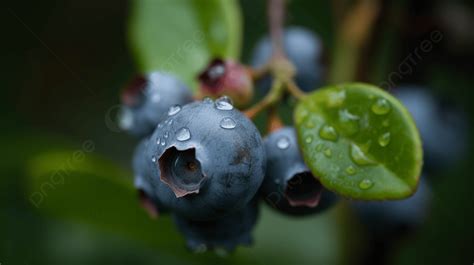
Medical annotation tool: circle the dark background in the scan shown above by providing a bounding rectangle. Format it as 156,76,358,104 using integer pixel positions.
1,0,473,264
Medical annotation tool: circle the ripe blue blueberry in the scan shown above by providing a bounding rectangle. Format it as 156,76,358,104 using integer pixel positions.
351,177,431,234
146,97,266,220
119,72,193,138
251,26,325,92
260,127,338,216
393,86,468,171
132,139,167,217
172,199,259,253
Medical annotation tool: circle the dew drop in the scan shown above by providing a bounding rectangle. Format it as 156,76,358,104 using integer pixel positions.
168,105,181,116
158,123,163,128
319,125,339,141
359,179,373,190
324,148,332,157
345,165,356,175
220,117,236,129
371,98,391,115
164,131,169,138
316,143,324,151
276,136,290,150
203,97,213,104
327,90,346,107
151,156,157,163
378,132,391,147
156,138,161,145
176,127,191,141
161,140,166,146
339,109,360,135
350,143,375,166
305,136,313,144
215,97,234,110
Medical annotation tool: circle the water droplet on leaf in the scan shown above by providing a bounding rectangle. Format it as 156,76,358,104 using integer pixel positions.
345,166,356,175
350,143,375,166
319,125,338,141
378,132,391,147
359,179,373,190
371,98,391,115
324,148,332,157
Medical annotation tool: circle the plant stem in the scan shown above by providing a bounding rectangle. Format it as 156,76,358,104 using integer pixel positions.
244,0,308,120
244,79,284,119
329,0,381,83
268,0,285,58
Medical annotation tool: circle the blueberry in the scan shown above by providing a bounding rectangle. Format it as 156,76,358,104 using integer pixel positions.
132,138,167,217
119,72,193,138
172,199,259,253
250,26,325,92
350,177,431,234
260,127,338,216
392,86,468,171
198,58,253,107
146,97,266,220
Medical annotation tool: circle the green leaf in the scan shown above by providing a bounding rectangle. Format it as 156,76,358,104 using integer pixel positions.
128,0,242,87
25,150,346,264
294,83,423,200
25,150,230,264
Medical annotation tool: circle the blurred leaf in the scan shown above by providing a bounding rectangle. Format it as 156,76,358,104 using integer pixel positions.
25,150,227,264
128,0,242,87
25,149,346,264
294,83,423,200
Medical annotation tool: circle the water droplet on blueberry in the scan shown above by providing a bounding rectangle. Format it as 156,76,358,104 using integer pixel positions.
215,97,234,110
220,117,237,129
176,127,191,141
276,136,290,149
168,105,181,116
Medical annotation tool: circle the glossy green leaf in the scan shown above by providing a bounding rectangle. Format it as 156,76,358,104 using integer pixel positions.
128,0,242,87
26,150,346,264
294,83,423,200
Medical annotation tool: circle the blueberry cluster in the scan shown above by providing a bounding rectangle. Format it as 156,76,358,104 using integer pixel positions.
119,70,338,252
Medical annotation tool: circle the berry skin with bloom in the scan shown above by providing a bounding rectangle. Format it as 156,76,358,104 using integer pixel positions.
260,127,338,216
146,97,266,220
393,86,468,172
119,72,193,138
172,199,259,253
132,138,168,218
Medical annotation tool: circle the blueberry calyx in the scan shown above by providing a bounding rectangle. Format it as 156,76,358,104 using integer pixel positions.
284,171,323,208
159,147,206,198
121,75,147,107
198,58,226,92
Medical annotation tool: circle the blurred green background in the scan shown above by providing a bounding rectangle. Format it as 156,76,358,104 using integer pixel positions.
1,0,473,264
